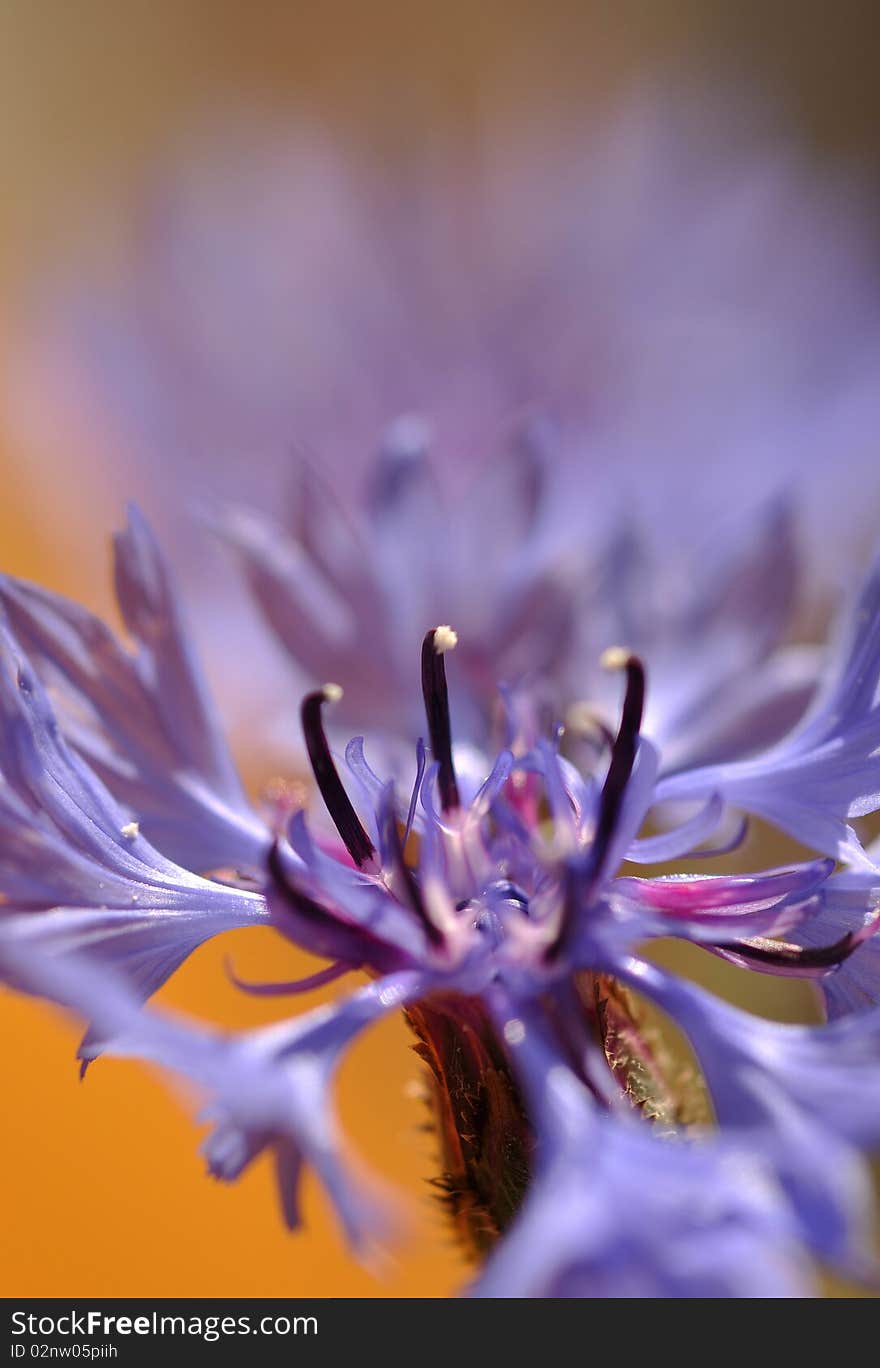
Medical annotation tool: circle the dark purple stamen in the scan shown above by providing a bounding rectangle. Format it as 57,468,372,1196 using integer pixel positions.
421,627,460,812
712,927,870,978
267,840,345,931
590,651,646,882
300,687,376,868
266,839,380,966
546,863,588,964
224,956,354,996
547,651,646,961
378,792,445,947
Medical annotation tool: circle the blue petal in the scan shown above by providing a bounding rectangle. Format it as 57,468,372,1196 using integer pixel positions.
655,551,880,863
793,866,880,1017
0,625,266,1005
607,859,834,946
0,505,268,874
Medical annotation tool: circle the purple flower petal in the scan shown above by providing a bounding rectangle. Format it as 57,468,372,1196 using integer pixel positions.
656,552,880,864
793,865,880,1017
0,506,268,874
0,623,266,1006
610,859,834,942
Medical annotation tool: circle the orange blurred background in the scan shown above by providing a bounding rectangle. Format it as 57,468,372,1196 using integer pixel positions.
3,0,880,1298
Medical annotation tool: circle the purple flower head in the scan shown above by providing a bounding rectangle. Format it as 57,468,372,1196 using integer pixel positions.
5,493,880,1296
211,609,880,1284
281,635,851,987
6,94,880,1297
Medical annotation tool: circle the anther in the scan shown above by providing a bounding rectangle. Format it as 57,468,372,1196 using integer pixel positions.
433,624,458,654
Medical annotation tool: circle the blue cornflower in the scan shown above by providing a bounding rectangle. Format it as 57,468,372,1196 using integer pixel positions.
3,512,880,1297
8,95,880,1300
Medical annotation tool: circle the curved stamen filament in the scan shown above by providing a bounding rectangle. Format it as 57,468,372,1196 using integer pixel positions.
591,648,645,879
266,838,386,966
712,914,879,978
267,839,351,934
300,686,377,868
224,956,354,996
421,626,460,812
547,649,646,961
379,792,445,947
